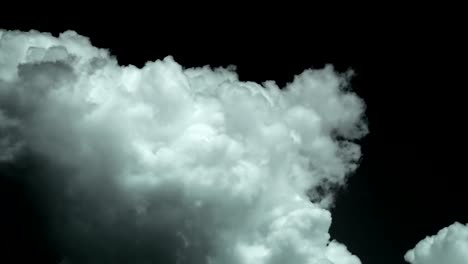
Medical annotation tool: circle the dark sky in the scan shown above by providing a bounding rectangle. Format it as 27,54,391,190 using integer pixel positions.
1,13,466,264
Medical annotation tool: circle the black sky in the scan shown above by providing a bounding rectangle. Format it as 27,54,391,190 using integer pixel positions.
1,12,466,264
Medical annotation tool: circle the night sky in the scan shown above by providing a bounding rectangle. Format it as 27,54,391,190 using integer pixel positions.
1,13,466,264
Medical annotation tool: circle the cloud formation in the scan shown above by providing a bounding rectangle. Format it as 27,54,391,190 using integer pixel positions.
0,30,367,264
405,222,468,264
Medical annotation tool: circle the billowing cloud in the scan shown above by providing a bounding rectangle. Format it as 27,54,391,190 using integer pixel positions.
405,222,468,264
0,29,367,264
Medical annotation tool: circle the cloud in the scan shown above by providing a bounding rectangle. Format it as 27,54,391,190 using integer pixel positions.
0,29,367,264
404,222,468,264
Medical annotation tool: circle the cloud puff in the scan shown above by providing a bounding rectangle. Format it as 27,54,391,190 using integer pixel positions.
0,29,367,264
405,222,468,264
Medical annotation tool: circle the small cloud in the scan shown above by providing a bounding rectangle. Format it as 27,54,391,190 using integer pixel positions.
405,222,468,264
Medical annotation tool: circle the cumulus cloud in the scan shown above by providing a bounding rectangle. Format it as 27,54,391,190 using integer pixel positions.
405,222,468,264
0,29,367,264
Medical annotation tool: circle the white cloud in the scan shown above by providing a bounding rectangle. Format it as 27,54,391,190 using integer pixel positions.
0,29,367,264
405,222,468,264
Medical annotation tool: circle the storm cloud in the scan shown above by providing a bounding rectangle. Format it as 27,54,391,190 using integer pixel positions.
0,30,367,264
